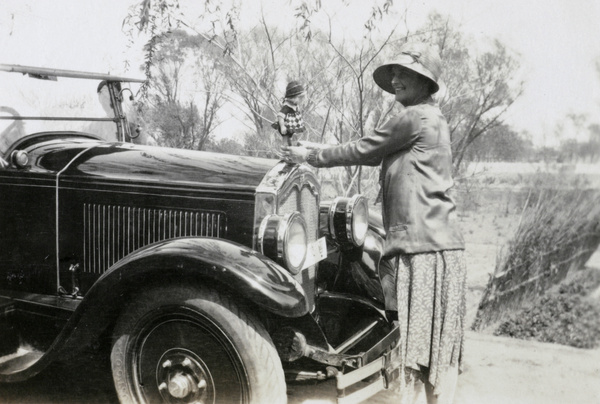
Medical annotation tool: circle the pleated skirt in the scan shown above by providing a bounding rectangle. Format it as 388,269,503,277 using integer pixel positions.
395,249,467,397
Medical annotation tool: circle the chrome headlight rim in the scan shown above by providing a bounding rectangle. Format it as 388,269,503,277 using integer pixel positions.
347,194,369,246
328,194,369,247
258,212,308,274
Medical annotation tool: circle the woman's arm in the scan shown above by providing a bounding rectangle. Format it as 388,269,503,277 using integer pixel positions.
284,109,421,167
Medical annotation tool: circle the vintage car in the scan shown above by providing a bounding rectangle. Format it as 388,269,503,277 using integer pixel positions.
0,64,399,404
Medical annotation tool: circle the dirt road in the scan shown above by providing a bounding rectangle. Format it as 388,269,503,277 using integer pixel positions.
1,330,598,404
287,331,600,404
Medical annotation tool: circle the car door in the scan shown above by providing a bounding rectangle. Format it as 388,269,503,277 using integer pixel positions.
0,135,98,296
0,158,57,295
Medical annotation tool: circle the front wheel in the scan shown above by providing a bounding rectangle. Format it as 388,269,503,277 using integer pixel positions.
110,285,286,404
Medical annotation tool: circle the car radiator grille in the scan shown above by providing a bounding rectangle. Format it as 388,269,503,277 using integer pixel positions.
83,204,226,274
278,186,319,309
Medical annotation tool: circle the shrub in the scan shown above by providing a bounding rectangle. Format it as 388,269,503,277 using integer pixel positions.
494,269,600,349
473,177,600,329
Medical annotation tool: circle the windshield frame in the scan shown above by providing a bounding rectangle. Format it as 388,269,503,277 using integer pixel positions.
0,64,145,147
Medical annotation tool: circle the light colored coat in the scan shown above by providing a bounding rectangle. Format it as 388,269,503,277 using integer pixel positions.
308,98,464,256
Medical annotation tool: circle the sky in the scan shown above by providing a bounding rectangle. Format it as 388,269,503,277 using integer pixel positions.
1,0,599,147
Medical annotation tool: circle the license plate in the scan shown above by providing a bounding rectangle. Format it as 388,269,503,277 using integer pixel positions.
302,237,327,269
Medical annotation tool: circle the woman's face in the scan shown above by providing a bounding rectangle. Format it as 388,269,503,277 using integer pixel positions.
390,65,430,106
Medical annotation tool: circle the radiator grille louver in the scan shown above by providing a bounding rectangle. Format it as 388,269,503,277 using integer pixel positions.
83,204,225,274
278,185,319,308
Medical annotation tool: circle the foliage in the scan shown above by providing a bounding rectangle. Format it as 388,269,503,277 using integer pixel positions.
139,30,226,150
555,121,600,163
464,124,533,162
301,21,398,194
205,137,246,155
212,24,296,158
124,2,524,192
473,179,600,329
533,145,561,163
494,269,600,349
583,123,600,161
145,99,200,149
412,13,524,173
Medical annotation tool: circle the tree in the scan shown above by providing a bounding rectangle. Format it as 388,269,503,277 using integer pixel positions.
126,1,398,160
550,113,600,163
290,1,398,196
210,3,397,166
413,13,524,173
558,138,580,163
206,137,246,155
215,23,296,158
140,30,226,150
125,2,523,191
585,123,600,161
534,146,560,163
465,124,533,162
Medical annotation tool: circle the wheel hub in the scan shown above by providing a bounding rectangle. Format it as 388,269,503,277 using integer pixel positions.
157,349,214,403
167,373,195,398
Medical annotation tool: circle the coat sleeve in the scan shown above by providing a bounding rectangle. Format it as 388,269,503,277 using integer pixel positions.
309,108,422,168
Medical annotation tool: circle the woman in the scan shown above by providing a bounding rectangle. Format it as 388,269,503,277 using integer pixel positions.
283,42,466,404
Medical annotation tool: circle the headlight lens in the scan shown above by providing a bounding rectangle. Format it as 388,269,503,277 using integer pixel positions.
258,212,307,274
349,195,369,246
325,194,369,247
285,217,308,271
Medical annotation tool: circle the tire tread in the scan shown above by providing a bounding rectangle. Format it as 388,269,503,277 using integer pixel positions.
111,284,286,404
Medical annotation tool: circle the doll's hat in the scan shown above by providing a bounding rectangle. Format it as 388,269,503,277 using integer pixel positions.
285,81,306,98
373,42,442,94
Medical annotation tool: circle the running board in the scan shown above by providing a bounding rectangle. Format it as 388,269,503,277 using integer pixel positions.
0,290,80,313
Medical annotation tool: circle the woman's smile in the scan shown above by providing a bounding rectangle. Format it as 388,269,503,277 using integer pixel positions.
391,65,428,106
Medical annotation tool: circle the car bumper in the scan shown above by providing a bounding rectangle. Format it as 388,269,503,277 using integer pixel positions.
335,326,401,404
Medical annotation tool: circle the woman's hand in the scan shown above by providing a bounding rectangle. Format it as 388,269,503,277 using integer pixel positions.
280,145,309,164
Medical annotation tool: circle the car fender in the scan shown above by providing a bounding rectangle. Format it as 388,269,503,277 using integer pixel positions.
53,238,308,368
338,212,396,311
0,237,309,383
91,237,309,318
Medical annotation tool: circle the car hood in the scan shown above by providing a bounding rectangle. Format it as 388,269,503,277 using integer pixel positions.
60,142,278,191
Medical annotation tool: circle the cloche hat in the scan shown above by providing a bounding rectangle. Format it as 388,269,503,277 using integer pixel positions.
373,42,442,94
285,81,306,98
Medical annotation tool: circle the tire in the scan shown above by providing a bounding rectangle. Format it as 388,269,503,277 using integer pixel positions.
110,284,287,404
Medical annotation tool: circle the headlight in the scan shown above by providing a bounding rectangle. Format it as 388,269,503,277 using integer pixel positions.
258,212,307,274
323,194,369,247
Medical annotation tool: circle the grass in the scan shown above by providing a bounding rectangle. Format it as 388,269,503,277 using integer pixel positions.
472,175,600,330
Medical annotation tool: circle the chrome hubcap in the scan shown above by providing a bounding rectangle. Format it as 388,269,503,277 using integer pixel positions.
157,349,213,403
167,373,194,398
